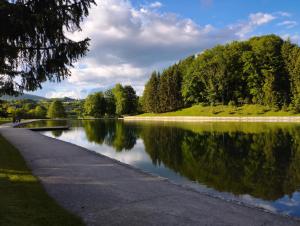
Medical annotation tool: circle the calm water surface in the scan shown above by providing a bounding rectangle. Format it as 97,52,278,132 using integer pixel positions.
26,119,300,217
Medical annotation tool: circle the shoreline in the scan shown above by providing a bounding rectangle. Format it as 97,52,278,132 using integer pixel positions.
123,116,300,122
0,123,300,225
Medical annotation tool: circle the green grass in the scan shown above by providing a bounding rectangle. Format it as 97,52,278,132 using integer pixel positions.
0,135,84,226
139,104,300,117
0,119,10,125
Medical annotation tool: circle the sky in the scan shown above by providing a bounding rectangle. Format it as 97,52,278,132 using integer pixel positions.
31,0,300,99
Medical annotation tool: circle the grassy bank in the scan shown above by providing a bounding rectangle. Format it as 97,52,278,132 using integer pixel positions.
0,119,10,125
0,135,83,226
139,104,300,117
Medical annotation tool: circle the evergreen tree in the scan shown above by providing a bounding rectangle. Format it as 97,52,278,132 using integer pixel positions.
168,66,183,110
123,85,138,115
158,65,183,112
0,0,95,96
143,71,160,113
158,69,171,112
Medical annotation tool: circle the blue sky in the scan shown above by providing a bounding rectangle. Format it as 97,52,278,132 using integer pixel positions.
31,0,300,98
131,0,300,37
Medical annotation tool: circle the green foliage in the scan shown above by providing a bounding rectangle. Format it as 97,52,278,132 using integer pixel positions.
82,120,138,151
47,101,66,119
123,85,138,115
33,106,47,119
143,67,183,113
158,66,183,112
64,100,84,118
0,100,8,117
143,71,160,113
139,123,300,200
0,0,95,96
112,84,138,115
104,89,116,116
142,35,300,113
140,104,300,117
113,84,127,115
84,92,106,118
59,120,300,202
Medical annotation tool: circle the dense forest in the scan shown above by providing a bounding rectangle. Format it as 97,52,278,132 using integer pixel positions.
142,35,300,113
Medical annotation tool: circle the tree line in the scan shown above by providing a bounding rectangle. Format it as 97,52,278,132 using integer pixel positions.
142,35,300,113
0,82,140,119
83,83,139,118
59,120,300,201
0,99,68,119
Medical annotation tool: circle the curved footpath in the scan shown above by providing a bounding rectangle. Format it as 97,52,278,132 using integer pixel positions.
0,125,300,226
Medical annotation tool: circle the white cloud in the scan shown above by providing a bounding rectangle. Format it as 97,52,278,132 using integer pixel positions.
45,90,82,99
249,13,276,25
60,0,242,97
234,12,276,38
277,20,298,29
281,34,300,44
276,11,292,17
35,0,295,98
149,1,162,9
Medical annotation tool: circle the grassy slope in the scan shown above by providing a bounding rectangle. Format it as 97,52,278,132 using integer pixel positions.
0,120,10,125
0,135,83,226
139,104,300,117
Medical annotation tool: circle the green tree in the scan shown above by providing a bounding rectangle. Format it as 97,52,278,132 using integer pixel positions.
112,84,126,115
34,106,47,119
0,100,8,117
248,35,289,107
84,92,106,118
157,67,183,112
144,34,298,112
123,85,138,115
104,89,116,116
0,0,95,96
143,71,160,113
292,56,300,111
47,100,66,119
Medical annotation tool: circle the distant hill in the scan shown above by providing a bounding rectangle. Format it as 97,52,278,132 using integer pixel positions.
54,97,78,102
0,94,48,101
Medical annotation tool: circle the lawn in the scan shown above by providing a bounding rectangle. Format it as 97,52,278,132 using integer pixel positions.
0,120,10,125
139,104,300,117
0,135,84,226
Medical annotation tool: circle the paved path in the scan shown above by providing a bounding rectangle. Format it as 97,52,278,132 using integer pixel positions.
1,127,300,226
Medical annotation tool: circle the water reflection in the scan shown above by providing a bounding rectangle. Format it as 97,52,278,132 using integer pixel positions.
38,120,300,217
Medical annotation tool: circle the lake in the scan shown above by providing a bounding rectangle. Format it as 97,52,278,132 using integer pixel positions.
24,119,300,217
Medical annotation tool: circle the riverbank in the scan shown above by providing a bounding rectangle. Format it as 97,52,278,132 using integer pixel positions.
0,125,300,225
139,104,300,117
124,116,300,122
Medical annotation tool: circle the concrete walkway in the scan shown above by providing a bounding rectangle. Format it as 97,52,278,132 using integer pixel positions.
1,127,300,226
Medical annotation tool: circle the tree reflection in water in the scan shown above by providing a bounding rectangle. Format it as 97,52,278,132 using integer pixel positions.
54,120,300,202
